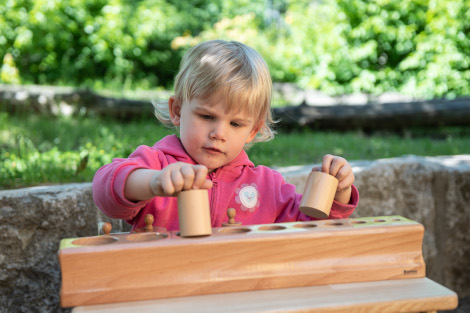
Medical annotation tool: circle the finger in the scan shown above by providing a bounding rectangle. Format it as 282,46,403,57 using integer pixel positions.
329,157,347,177
180,165,196,190
192,165,209,189
153,184,164,197
321,154,334,174
201,179,213,190
159,172,176,196
171,169,184,193
337,169,355,191
311,167,321,173
334,163,350,182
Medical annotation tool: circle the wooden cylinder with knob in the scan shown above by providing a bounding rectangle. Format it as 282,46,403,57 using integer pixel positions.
177,189,212,237
299,171,338,219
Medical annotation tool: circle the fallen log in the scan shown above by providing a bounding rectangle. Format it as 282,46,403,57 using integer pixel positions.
0,85,155,118
1,84,469,130
273,98,470,131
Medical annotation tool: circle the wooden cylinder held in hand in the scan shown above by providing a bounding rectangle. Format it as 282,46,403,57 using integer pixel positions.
177,189,212,237
299,171,338,219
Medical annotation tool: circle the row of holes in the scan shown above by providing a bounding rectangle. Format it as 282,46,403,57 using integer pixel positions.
219,218,403,234
71,218,403,245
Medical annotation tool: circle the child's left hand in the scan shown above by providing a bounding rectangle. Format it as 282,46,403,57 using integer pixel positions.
312,154,355,204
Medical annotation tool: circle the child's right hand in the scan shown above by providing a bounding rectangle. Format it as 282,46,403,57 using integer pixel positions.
150,162,213,197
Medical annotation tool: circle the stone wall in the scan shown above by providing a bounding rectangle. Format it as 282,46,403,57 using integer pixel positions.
0,184,130,313
1,155,469,312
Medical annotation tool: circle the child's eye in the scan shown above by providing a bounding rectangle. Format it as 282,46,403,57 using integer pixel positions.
230,122,242,128
199,114,213,120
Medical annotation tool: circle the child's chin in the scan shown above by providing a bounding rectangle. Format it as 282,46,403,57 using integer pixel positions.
201,162,221,173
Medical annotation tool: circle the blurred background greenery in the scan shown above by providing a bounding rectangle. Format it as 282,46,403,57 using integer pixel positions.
2,112,469,189
1,0,469,98
1,0,470,189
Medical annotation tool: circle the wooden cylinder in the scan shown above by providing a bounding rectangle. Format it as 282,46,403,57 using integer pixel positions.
177,189,212,237
299,171,338,219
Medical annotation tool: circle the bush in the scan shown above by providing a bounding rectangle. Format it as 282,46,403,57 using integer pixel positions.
1,0,469,98
0,0,224,88
185,0,470,98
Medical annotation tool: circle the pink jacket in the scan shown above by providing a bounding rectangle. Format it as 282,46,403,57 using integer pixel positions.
92,135,359,231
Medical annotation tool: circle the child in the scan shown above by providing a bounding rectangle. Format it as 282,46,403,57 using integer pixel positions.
92,39,359,231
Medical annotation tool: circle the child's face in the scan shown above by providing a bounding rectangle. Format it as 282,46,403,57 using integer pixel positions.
169,95,259,172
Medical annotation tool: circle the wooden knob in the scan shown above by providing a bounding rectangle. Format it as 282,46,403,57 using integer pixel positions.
222,208,242,227
145,214,154,232
102,222,112,236
227,208,236,223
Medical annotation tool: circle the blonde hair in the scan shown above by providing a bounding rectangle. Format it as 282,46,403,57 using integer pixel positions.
154,39,275,143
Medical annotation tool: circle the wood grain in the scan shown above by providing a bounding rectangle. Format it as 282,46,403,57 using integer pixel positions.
72,278,458,313
59,216,426,307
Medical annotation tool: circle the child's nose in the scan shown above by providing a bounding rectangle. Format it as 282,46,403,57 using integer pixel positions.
209,123,227,141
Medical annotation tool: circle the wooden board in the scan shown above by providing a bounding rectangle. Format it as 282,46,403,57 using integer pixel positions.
72,278,458,313
58,216,426,307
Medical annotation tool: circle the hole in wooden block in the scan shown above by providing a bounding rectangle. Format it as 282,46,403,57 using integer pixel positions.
374,219,387,222
72,236,117,246
126,233,168,242
392,218,402,221
351,220,367,224
175,232,211,238
218,227,251,234
293,223,318,228
325,222,344,226
258,225,286,231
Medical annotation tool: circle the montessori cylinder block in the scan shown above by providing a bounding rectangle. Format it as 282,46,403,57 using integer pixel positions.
299,171,338,219
177,189,212,237
58,216,426,307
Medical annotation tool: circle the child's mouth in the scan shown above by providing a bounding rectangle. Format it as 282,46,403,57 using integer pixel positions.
205,147,223,154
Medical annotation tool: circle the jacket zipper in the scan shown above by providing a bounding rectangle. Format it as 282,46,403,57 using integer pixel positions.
209,171,219,224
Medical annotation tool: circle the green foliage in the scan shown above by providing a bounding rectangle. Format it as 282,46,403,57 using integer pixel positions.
0,53,20,84
186,0,470,98
0,112,173,188
0,0,469,98
2,112,470,189
0,0,224,89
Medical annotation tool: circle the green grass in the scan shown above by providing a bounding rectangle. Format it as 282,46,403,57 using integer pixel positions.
1,112,469,189
249,127,470,166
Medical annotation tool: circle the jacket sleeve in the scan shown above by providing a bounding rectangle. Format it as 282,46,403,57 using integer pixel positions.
328,184,359,219
92,145,164,221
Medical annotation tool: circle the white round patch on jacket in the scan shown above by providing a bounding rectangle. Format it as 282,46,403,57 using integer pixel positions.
239,185,258,209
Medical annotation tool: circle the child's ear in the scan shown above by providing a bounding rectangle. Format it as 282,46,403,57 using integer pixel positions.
168,96,181,126
246,122,263,144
